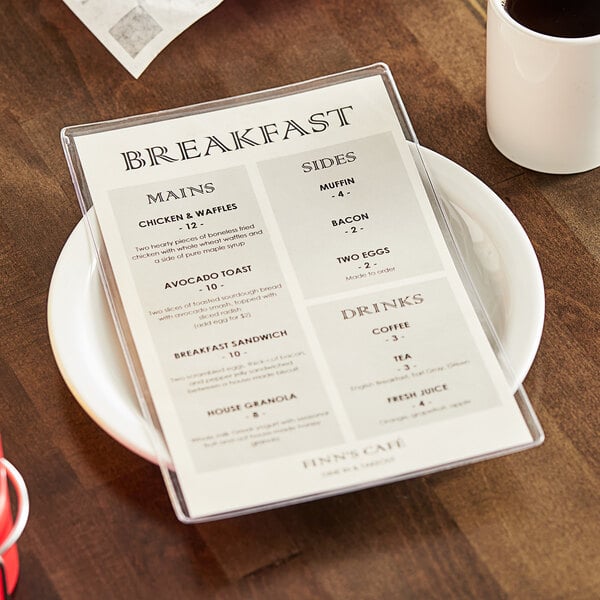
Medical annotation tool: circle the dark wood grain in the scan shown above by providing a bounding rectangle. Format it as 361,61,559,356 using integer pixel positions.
1,1,598,598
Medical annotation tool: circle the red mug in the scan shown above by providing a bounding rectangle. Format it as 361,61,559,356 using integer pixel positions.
0,439,28,599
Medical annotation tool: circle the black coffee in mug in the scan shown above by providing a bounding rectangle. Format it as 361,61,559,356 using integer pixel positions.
504,0,600,38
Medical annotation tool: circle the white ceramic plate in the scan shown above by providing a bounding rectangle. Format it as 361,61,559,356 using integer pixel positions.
47,147,544,464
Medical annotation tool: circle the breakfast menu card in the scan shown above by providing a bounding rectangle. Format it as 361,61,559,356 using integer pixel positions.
62,65,542,521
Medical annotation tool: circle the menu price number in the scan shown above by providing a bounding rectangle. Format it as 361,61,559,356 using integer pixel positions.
331,190,351,199
346,225,365,235
180,220,204,231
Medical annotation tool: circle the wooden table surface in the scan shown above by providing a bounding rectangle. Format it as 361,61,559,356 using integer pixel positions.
1,1,598,598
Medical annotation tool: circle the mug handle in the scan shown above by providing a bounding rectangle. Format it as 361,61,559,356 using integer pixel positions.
0,458,29,557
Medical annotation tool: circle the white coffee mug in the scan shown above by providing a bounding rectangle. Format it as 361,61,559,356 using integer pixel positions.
486,0,600,174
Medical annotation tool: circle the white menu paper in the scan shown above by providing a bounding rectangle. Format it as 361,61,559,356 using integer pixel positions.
62,66,541,521
63,0,224,78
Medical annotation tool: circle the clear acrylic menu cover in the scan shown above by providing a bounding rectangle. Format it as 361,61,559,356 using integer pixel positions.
61,64,543,523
